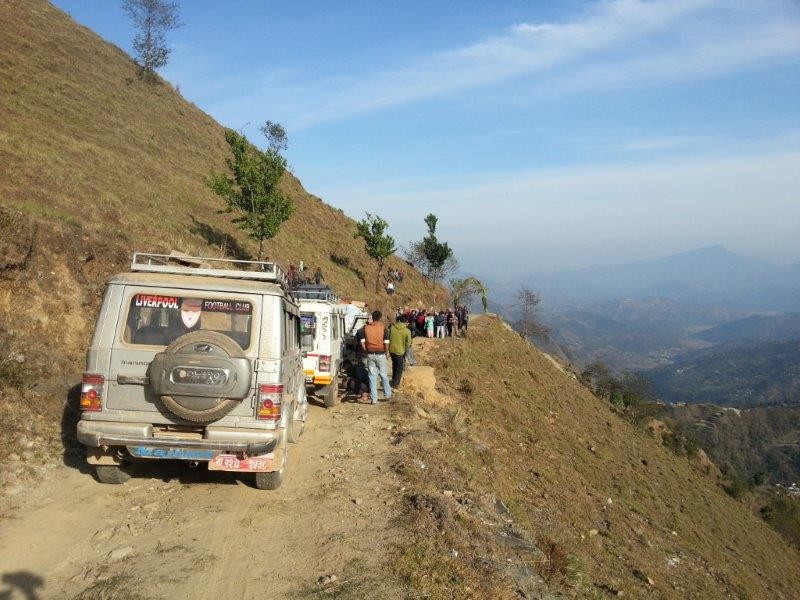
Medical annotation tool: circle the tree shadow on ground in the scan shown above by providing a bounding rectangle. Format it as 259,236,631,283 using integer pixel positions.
189,217,252,261
330,253,366,286
0,570,44,600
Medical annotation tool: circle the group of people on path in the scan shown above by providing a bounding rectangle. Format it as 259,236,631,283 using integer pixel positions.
350,310,413,404
347,305,469,404
395,306,469,339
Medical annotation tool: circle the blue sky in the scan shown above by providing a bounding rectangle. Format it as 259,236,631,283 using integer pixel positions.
54,0,800,275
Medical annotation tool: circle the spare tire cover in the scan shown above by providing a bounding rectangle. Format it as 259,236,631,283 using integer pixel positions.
149,330,252,423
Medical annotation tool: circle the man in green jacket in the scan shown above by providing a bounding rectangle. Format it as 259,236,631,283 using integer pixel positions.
389,315,412,389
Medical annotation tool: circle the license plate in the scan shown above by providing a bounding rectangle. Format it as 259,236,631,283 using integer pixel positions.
208,453,274,472
130,446,216,461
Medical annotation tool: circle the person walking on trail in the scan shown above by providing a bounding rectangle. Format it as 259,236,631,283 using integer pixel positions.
425,312,435,338
386,280,395,295
360,310,392,404
389,315,412,389
313,266,324,285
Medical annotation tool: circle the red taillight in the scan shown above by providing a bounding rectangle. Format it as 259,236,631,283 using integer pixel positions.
257,383,283,421
80,373,104,411
318,355,331,372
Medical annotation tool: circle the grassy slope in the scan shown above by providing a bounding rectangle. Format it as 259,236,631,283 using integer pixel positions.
0,0,444,458
395,317,800,598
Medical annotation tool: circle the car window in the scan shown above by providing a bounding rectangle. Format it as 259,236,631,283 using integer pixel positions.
300,313,316,350
124,294,253,350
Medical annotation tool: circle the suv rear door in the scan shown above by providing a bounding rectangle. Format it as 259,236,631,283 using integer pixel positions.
107,286,261,417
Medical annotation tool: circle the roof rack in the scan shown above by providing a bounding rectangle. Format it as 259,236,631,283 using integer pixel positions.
131,252,290,288
292,284,341,303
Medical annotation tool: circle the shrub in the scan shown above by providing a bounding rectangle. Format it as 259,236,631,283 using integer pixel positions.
761,495,800,547
457,379,474,396
0,356,24,388
724,477,751,499
535,537,577,586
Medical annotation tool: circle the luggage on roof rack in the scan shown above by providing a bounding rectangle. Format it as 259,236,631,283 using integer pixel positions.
293,284,340,303
130,251,290,288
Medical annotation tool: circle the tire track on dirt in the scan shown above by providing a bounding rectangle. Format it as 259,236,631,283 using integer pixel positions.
0,399,407,599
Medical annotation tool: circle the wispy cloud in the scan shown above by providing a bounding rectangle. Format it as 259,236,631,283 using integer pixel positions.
173,0,800,130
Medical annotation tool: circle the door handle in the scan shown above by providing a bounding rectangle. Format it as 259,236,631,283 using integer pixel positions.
117,375,150,385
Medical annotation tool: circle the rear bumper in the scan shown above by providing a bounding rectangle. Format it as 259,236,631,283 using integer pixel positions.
77,420,280,455
304,370,333,386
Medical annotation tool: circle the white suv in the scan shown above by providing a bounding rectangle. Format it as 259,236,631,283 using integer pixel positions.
297,285,346,407
76,253,307,490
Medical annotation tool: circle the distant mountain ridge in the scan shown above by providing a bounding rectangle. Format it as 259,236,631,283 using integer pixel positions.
696,313,800,344
529,245,800,312
649,339,800,407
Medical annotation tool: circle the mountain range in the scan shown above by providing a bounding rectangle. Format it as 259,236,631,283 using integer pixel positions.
525,245,800,312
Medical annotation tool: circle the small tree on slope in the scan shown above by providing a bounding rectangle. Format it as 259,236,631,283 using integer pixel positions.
121,0,182,80
207,129,294,261
421,214,454,287
354,213,396,293
450,277,489,312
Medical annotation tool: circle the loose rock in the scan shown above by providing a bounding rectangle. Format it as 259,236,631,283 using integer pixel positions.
108,546,136,562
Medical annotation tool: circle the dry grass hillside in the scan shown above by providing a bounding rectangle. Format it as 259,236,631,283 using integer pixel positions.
0,0,444,460
392,316,800,598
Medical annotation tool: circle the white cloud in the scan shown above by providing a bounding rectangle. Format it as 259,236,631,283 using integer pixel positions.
177,0,800,130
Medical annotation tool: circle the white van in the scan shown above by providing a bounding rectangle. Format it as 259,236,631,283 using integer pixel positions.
296,285,346,407
76,253,307,490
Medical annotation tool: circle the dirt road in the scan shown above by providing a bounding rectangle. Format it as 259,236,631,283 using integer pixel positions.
0,399,406,599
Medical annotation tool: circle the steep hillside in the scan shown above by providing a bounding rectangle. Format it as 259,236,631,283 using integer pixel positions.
0,1,444,458
392,316,800,598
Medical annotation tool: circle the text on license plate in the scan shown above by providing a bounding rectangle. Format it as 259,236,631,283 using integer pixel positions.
208,453,274,472
129,447,215,461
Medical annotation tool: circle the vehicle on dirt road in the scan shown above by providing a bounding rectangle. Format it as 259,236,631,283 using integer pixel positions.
296,285,347,407
76,252,307,490
341,302,369,370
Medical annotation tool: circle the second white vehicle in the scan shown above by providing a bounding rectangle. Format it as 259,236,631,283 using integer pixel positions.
297,285,346,407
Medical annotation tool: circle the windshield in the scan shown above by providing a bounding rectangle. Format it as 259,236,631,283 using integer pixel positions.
300,313,316,350
123,294,253,350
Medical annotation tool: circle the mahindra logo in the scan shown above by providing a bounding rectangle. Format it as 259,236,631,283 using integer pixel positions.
172,366,229,386
194,343,213,353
